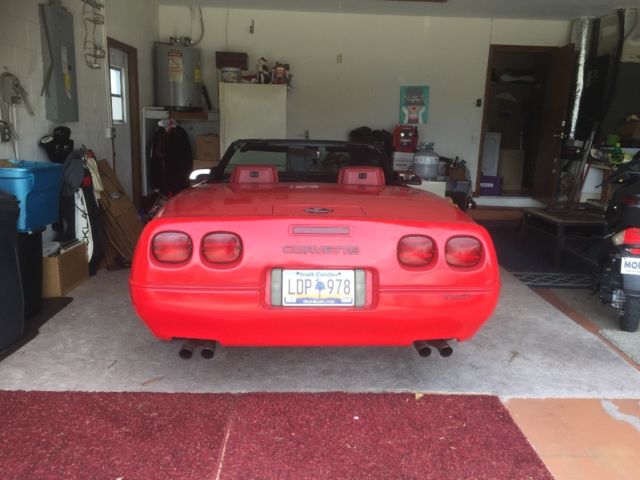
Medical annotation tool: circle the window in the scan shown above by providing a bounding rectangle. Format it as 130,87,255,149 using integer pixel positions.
109,67,125,123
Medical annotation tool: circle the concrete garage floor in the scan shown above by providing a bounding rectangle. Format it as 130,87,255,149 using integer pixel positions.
1,268,640,398
2,267,640,479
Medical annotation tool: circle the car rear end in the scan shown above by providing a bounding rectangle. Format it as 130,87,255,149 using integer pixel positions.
130,212,500,347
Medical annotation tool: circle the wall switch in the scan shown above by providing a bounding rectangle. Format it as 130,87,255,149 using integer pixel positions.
337,54,343,64
0,123,10,142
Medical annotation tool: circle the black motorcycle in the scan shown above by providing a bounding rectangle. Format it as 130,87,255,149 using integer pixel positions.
597,150,640,332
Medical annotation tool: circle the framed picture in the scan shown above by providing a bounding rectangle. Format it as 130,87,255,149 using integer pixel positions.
399,85,429,124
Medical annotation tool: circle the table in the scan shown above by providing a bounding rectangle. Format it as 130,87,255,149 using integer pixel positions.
521,208,606,265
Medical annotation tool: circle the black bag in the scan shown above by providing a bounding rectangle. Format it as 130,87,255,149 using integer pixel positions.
149,125,193,195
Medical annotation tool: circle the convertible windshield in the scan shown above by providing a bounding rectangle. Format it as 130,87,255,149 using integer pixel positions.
222,143,386,183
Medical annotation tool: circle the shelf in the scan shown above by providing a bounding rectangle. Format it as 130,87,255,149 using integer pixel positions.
143,107,219,122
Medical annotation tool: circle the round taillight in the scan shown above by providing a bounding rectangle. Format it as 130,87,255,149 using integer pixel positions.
152,231,192,263
445,236,482,267
202,232,242,264
398,235,435,267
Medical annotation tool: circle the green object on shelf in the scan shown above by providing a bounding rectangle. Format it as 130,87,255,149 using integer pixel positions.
606,133,620,146
611,143,625,166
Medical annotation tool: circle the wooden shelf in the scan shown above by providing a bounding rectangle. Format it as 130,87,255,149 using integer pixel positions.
143,107,219,122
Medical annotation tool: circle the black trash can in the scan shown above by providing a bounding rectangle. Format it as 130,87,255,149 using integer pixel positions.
17,230,43,319
0,190,25,352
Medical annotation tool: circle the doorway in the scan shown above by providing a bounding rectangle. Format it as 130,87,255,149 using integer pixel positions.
107,38,141,207
476,45,574,204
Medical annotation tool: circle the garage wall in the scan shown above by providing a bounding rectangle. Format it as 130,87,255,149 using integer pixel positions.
0,0,110,163
490,19,572,47
0,0,158,166
105,0,159,110
158,7,570,188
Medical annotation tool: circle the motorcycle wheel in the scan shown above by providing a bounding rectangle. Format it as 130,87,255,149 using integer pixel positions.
620,297,640,332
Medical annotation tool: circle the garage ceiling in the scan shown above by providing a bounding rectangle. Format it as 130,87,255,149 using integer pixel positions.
159,0,638,20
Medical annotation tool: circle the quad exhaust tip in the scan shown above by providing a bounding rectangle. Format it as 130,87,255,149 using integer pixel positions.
413,340,433,358
414,340,453,358
179,343,194,360
200,343,216,359
179,340,217,359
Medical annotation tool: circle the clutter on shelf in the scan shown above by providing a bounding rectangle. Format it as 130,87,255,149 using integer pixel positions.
215,51,293,89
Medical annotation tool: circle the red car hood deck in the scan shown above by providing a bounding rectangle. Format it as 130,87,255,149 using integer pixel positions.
159,183,472,223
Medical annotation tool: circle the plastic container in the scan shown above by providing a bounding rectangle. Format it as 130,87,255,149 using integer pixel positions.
221,67,242,83
0,160,63,232
0,190,25,352
17,230,43,319
479,175,503,196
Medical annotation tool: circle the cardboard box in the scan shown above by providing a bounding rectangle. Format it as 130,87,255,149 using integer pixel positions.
97,160,143,263
393,151,414,172
498,149,525,191
196,134,221,164
215,51,248,70
42,242,88,297
192,160,215,171
448,165,468,181
617,122,640,141
409,180,447,198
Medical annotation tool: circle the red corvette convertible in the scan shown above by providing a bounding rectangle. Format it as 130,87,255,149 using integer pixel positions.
130,140,500,358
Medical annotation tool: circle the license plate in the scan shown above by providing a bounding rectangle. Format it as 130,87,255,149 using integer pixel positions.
620,257,640,275
282,269,355,307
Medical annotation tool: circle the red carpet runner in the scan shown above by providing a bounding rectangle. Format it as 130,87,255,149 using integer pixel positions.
0,392,551,479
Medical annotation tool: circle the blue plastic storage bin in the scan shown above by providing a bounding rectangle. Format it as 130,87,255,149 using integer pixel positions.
0,160,63,232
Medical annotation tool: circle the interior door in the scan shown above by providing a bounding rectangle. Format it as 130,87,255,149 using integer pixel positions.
533,45,575,201
108,47,133,200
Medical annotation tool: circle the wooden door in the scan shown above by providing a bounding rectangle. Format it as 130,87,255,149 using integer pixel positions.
107,38,141,207
533,45,575,201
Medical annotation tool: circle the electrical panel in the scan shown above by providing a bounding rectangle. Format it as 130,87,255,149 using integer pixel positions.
40,3,79,122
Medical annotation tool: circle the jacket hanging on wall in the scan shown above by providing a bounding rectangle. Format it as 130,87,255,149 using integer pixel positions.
149,122,193,195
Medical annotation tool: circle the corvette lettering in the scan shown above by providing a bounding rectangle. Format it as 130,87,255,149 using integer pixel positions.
282,245,360,255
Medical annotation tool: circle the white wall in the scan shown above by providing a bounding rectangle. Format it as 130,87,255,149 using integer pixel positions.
0,0,158,168
105,0,159,110
159,7,570,187
0,0,111,163
490,19,573,47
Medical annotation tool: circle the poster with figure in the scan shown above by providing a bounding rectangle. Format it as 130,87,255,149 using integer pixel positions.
399,86,429,124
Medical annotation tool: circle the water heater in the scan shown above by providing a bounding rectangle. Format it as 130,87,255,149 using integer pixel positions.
154,43,202,111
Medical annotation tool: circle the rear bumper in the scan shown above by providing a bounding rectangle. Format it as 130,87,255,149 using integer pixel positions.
130,284,499,346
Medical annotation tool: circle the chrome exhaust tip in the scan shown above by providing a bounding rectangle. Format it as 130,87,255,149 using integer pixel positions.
428,339,453,357
179,343,194,359
413,340,433,358
200,342,216,359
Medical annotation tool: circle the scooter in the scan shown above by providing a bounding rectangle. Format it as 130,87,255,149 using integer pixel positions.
597,151,640,332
